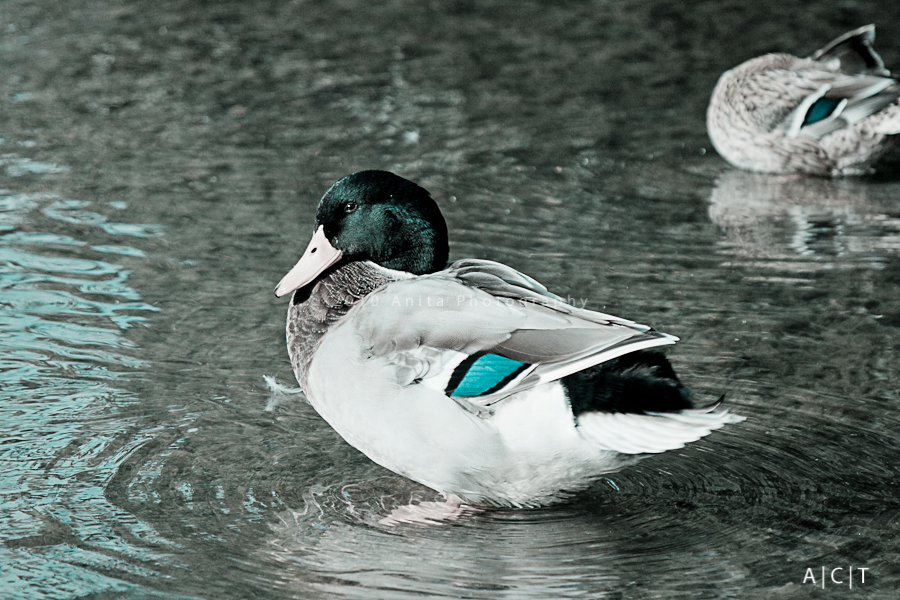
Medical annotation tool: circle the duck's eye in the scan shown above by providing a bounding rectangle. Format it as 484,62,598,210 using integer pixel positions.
343,201,358,214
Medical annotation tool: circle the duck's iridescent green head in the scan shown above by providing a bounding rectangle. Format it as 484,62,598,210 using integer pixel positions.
275,170,449,297
317,170,449,274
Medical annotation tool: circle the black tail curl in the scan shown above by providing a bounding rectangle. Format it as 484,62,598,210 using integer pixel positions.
562,350,697,417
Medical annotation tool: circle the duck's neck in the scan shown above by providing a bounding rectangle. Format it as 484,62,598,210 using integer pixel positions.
286,260,401,389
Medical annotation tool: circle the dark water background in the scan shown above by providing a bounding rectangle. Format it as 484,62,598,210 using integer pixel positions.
2,1,900,598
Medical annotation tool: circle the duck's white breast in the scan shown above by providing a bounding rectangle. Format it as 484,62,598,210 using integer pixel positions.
305,317,503,496
305,316,628,505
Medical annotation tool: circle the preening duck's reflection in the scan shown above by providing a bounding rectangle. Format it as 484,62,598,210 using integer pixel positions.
709,169,900,274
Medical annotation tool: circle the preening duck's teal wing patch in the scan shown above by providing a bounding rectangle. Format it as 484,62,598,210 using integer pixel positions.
803,96,843,125
446,353,528,397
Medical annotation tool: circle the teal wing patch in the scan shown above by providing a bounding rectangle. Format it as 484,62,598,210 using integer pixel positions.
446,353,528,397
803,97,842,125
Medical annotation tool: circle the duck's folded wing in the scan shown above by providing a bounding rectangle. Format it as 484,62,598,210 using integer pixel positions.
789,72,900,139
352,260,676,411
808,24,889,77
444,259,651,329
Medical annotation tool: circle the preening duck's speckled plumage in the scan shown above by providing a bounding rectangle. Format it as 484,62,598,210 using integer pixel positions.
707,25,900,176
276,170,743,507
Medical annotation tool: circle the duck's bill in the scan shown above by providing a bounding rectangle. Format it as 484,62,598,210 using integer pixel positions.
275,225,343,297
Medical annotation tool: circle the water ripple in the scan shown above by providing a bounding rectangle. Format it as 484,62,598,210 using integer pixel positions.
0,165,173,599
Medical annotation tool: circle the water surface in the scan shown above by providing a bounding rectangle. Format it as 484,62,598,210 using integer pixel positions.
2,1,900,598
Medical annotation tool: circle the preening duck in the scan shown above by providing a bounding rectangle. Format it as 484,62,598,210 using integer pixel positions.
275,170,743,507
707,24,900,176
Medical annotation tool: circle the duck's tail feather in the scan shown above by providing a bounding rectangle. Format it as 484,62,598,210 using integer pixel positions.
575,401,745,455
563,351,744,454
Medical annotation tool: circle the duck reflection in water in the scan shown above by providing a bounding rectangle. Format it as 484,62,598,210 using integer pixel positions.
709,169,900,275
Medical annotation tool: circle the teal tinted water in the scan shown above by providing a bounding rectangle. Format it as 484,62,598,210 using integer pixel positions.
0,169,169,597
2,1,900,598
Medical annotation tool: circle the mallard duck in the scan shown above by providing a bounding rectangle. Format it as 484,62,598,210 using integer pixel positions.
275,170,743,507
707,24,900,176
